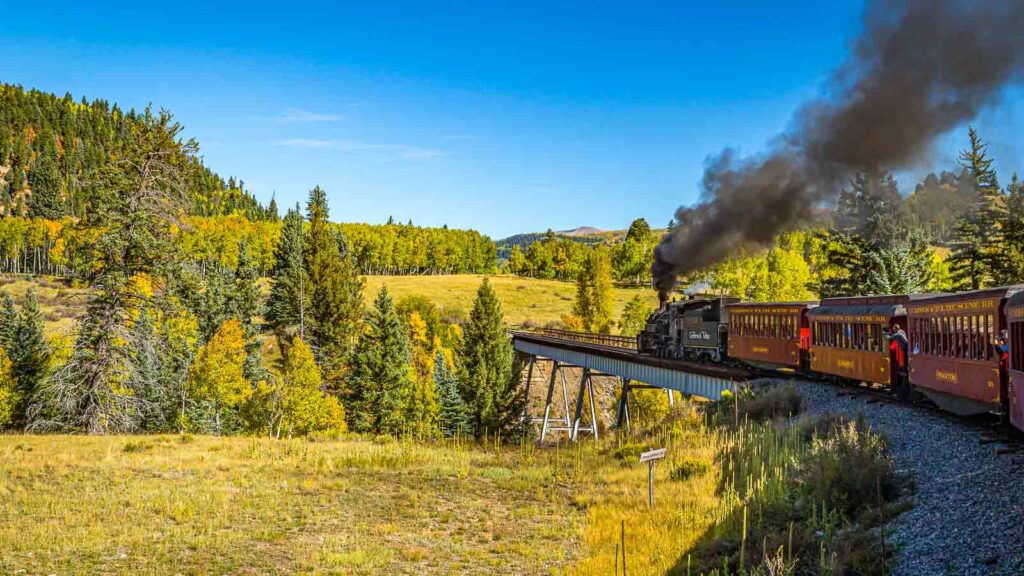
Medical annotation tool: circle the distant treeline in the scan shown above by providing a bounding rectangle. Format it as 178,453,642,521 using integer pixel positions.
0,215,496,278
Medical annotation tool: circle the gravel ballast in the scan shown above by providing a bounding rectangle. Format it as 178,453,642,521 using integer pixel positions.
783,379,1024,576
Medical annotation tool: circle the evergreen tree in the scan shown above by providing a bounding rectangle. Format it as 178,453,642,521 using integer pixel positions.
572,263,593,329
0,295,17,349
458,278,522,439
267,195,280,222
233,241,268,383
590,247,614,333
8,290,50,426
861,232,936,294
304,187,365,387
949,127,1004,289
998,174,1024,285
266,205,309,350
30,110,194,434
128,301,177,431
27,151,65,219
347,287,413,435
435,349,470,437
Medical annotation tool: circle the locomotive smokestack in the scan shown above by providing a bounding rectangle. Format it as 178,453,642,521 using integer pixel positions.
653,0,1024,291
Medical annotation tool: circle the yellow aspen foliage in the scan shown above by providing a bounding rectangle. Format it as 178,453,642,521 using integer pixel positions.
279,336,346,436
407,311,429,346
0,347,19,429
187,319,250,430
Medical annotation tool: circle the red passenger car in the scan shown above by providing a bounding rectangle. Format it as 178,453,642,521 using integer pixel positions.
725,302,815,370
807,295,912,388
906,286,1024,416
1003,291,1024,430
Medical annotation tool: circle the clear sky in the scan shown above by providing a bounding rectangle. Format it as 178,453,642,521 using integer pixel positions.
2,1,1022,239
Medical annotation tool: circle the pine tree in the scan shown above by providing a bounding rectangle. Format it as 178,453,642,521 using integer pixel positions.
128,301,175,431
590,247,615,333
435,349,470,437
862,232,936,294
572,262,594,329
266,205,309,349
233,241,267,383
30,110,194,434
458,278,522,439
0,295,17,349
949,127,1004,289
998,174,1024,284
347,287,413,435
267,195,280,222
27,151,65,219
9,290,50,427
304,187,365,387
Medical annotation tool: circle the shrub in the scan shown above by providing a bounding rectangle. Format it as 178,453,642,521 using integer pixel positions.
796,416,903,517
709,382,804,427
613,443,644,462
670,457,711,481
739,385,804,422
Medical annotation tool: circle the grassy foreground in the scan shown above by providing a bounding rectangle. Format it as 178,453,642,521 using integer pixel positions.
0,435,581,575
0,388,906,576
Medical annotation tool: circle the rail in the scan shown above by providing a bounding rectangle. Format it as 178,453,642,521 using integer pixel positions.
528,328,638,350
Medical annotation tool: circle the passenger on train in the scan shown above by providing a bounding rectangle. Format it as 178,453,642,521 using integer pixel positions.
887,324,909,367
997,330,1010,370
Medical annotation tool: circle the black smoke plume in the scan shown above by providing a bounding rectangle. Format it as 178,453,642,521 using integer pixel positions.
653,0,1024,299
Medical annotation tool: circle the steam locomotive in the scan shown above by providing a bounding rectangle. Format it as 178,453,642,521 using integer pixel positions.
637,288,1024,433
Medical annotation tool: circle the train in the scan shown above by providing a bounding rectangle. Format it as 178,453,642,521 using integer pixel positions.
637,287,1024,432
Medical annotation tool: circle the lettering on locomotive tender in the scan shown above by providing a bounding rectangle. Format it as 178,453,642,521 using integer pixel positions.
935,370,958,383
688,330,710,340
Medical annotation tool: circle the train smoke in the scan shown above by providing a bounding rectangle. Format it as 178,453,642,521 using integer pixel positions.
653,0,1024,299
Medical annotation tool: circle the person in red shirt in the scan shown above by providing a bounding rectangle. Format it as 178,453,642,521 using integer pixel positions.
887,324,909,396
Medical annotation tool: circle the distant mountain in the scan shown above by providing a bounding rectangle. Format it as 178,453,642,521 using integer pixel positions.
558,226,604,236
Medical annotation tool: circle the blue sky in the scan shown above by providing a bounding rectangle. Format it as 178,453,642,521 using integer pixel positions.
2,1,1022,238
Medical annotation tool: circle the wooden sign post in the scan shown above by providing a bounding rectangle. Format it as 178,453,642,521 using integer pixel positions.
639,448,666,508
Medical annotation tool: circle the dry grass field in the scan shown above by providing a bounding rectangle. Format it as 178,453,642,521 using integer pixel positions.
0,390,901,575
0,413,725,576
364,274,660,327
0,273,659,337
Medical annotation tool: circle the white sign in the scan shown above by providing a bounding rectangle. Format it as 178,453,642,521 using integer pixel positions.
639,448,666,463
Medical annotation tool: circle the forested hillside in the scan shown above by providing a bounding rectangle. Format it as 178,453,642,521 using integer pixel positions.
0,84,497,278
0,84,269,220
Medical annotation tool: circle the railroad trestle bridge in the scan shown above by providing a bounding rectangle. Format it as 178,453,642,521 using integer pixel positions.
511,329,750,442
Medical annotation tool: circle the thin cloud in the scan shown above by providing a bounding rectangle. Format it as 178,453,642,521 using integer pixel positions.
275,138,443,159
276,108,346,123
276,138,333,148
